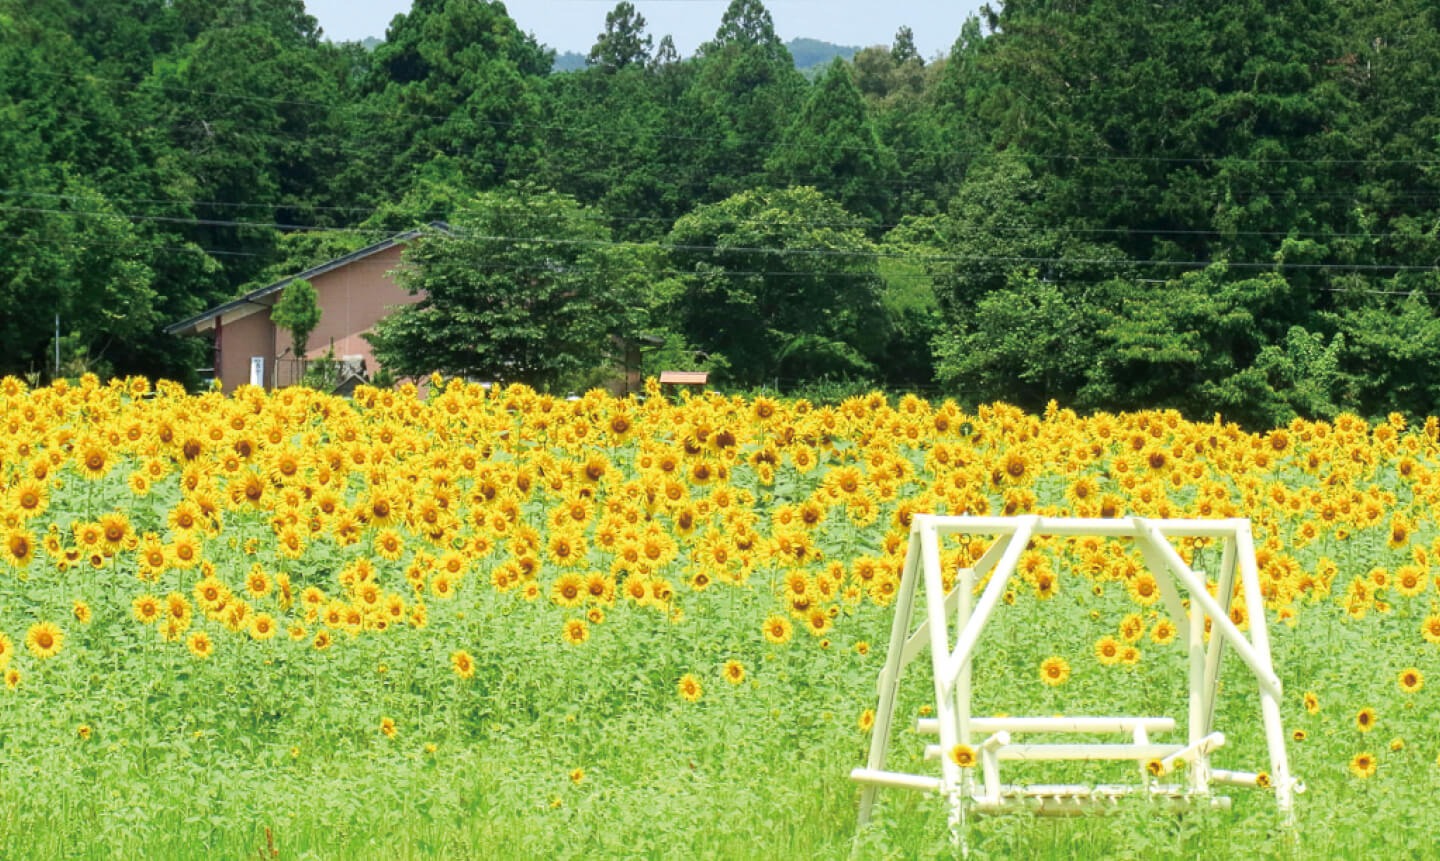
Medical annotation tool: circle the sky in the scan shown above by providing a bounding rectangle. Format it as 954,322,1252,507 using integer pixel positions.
304,0,981,61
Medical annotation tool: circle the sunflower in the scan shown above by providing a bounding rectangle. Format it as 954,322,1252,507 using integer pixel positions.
563,619,589,646
132,594,162,625
1094,636,1122,667
72,601,91,624
950,744,977,768
77,443,111,480
430,573,456,600
170,535,201,569
1423,615,1440,644
858,708,875,732
364,487,397,527
606,408,634,441
186,631,214,660
99,512,131,552
3,529,35,568
249,613,277,641
1151,617,1177,645
1349,752,1377,779
762,615,793,645
1040,656,1071,686
1356,707,1377,732
1303,691,1320,714
380,717,397,739
451,649,476,679
12,479,47,519
1399,667,1424,694
1126,573,1160,606
374,529,405,562
1396,565,1427,598
1388,515,1413,550
245,566,272,599
584,572,615,605
0,633,12,668
550,572,586,608
580,454,609,485
25,622,63,659
4,668,17,690
138,538,169,576
167,500,203,533
1119,613,1146,644
73,521,103,550
676,673,703,702
806,608,833,637
723,660,746,685
166,593,192,625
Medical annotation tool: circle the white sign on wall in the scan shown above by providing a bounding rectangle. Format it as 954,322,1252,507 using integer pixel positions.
250,356,265,387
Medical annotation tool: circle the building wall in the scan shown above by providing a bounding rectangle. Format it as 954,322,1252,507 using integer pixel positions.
299,244,420,375
218,308,276,393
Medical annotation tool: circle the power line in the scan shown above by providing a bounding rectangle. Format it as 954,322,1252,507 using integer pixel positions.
8,226,1440,287
7,197,1440,251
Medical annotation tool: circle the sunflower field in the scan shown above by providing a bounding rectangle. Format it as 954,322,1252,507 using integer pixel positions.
1,374,1437,858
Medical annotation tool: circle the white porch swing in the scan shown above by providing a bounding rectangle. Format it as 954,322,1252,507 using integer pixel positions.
851,514,1300,839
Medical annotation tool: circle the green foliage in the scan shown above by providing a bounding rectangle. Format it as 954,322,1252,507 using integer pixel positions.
269,278,321,360
10,0,1440,423
682,0,807,199
299,343,343,391
664,186,888,386
767,59,898,223
587,2,651,72
936,271,1103,411
366,184,651,390
361,0,552,194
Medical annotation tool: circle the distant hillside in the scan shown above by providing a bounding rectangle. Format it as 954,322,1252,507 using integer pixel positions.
545,38,864,74
785,37,862,71
361,36,382,52
553,50,587,73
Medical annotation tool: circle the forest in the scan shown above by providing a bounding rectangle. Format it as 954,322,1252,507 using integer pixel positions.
4,0,1440,426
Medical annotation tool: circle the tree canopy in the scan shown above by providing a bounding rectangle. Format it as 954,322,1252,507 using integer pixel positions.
7,0,1440,424
366,184,649,391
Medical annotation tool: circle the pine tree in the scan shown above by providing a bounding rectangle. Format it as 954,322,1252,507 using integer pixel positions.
767,59,898,223
587,2,652,72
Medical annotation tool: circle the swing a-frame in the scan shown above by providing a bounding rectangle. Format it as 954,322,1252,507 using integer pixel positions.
852,515,1300,833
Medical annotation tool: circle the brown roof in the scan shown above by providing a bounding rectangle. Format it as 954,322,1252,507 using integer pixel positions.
165,222,451,336
659,371,708,385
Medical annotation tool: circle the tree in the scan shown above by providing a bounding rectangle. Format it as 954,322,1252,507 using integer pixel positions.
270,278,321,365
678,0,806,198
664,187,888,385
707,0,783,51
767,58,898,223
936,271,1103,412
891,25,919,65
650,34,680,70
366,184,651,391
358,0,552,195
587,2,651,72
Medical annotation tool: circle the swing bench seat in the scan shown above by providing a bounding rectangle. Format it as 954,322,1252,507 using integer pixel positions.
972,784,1232,816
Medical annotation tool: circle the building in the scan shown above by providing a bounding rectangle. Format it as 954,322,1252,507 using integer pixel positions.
165,224,448,392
